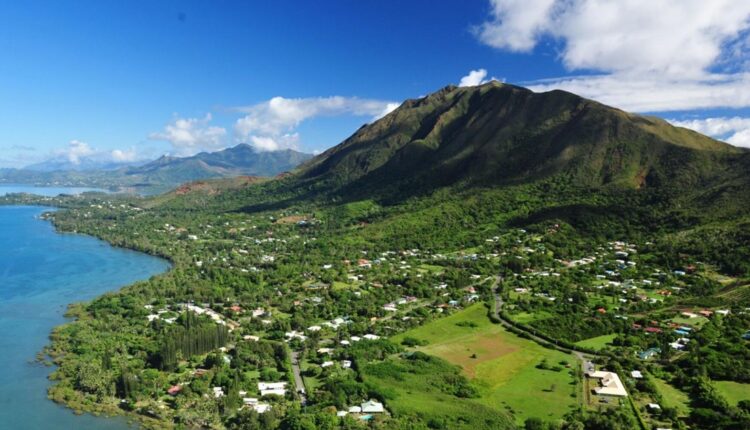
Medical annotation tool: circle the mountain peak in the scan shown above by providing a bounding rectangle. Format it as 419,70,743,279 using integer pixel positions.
298,82,742,201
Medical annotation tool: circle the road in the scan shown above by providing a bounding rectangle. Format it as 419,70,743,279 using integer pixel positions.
290,351,307,405
491,276,601,362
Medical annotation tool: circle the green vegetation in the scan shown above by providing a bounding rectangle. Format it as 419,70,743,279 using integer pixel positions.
714,381,750,406
393,304,577,424
574,334,616,351
3,82,750,429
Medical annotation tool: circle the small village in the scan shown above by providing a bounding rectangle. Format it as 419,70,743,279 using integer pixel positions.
36,197,743,430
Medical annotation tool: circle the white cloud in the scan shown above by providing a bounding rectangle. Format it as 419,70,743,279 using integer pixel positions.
61,140,95,165
476,0,750,112
249,133,301,152
459,69,489,87
234,96,398,152
37,140,141,168
111,148,139,162
669,116,750,148
526,73,750,112
149,113,227,156
376,102,401,120
475,0,557,52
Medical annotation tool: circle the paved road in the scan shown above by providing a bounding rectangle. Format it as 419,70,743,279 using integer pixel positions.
290,351,307,405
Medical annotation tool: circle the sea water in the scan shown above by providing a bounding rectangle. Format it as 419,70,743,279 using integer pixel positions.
0,205,169,429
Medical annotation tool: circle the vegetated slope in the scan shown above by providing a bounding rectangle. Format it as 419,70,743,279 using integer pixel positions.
298,82,743,202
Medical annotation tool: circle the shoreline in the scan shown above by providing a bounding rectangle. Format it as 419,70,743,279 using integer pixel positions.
1,203,174,430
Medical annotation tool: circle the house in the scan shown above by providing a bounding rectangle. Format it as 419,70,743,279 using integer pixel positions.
716,309,730,316
587,371,628,397
361,399,385,413
342,360,352,369
167,385,182,395
644,327,662,334
648,403,662,411
638,348,661,360
258,382,287,397
321,361,334,368
363,334,380,341
631,370,643,379
213,387,225,398
348,406,362,413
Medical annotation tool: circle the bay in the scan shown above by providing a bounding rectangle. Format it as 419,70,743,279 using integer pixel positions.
0,204,169,429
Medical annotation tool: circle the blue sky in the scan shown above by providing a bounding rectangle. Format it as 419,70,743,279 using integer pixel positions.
2,1,750,167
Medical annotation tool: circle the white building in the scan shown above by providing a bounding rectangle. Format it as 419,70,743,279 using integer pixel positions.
587,371,628,397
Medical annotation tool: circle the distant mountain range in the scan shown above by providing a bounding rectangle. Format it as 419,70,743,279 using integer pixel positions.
0,144,312,192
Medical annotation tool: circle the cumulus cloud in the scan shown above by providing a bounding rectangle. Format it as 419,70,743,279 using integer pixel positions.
111,148,139,162
476,0,750,112
459,69,490,87
249,133,301,152
234,96,398,151
526,73,750,112
61,140,95,165
669,116,750,148
35,140,141,168
475,0,557,53
149,113,227,156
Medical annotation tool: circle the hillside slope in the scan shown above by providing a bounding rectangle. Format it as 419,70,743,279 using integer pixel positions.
298,82,743,201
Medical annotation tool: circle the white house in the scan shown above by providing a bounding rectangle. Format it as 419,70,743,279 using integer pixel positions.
258,382,287,397
361,399,385,413
587,371,628,397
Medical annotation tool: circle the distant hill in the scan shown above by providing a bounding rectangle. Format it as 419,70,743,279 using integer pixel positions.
127,144,312,183
0,144,312,192
25,157,141,172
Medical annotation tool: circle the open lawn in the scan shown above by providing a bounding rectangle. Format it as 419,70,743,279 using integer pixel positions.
508,310,553,324
653,378,690,417
391,304,578,424
670,315,709,328
714,381,750,406
574,334,616,351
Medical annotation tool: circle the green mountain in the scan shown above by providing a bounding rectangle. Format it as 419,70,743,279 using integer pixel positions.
298,82,744,201
125,144,312,186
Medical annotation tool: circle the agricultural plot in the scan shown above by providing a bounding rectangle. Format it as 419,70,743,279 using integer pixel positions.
390,304,578,424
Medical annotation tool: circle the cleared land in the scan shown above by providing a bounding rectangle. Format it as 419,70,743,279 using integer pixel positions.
714,381,750,406
574,334,616,351
390,304,578,424
653,378,691,417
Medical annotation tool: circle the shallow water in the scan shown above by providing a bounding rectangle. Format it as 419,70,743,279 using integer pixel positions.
0,205,169,429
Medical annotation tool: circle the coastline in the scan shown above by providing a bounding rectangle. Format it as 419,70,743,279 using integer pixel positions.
0,202,173,430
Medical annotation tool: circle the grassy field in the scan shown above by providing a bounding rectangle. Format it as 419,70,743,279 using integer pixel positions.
670,315,710,328
390,304,578,424
574,334,616,350
508,310,553,324
653,378,691,417
714,381,750,406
